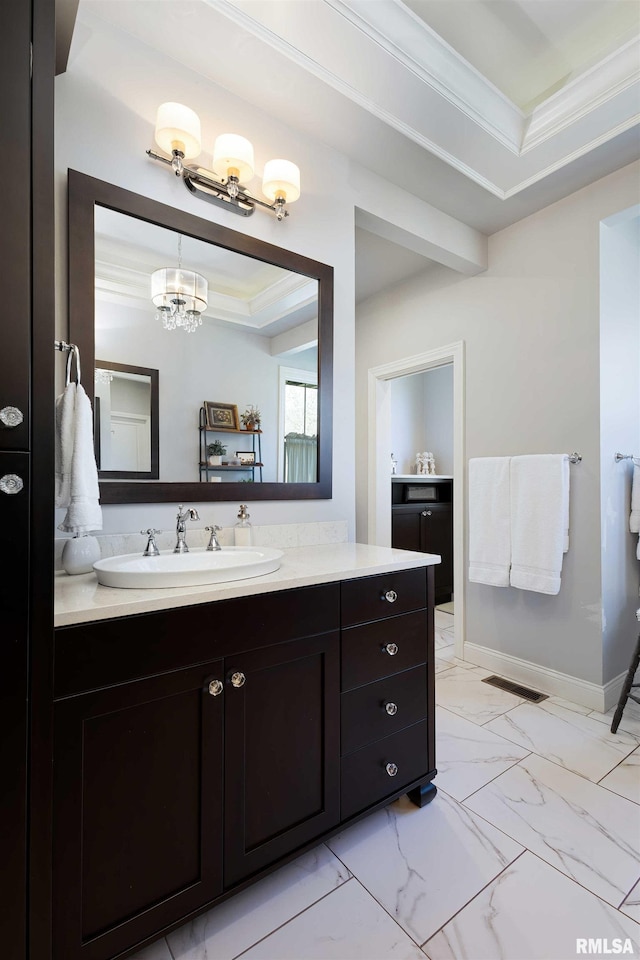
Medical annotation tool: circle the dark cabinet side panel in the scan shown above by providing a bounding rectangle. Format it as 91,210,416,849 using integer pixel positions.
0,0,31,449
0,452,30,955
0,0,34,953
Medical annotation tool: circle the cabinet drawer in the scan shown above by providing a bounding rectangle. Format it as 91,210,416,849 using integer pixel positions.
341,568,426,627
341,720,430,820
341,666,427,756
341,610,427,692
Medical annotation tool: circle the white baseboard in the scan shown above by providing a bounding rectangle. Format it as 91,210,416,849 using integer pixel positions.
463,642,627,713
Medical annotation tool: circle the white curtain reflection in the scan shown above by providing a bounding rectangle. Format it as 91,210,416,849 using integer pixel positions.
284,433,317,483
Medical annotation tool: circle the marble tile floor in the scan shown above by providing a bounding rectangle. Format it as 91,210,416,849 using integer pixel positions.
132,611,640,960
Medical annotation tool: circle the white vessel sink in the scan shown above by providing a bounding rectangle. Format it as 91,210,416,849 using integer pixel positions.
93,546,283,589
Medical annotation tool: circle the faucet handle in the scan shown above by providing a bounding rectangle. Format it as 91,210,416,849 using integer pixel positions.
141,528,162,557
205,524,222,551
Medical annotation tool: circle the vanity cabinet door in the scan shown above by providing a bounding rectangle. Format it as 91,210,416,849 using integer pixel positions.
420,504,453,603
224,632,340,887
53,660,224,960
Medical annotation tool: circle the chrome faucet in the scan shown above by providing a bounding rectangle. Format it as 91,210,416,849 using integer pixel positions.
205,524,222,551
174,504,200,553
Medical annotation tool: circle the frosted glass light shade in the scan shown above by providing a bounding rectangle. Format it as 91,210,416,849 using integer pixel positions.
151,268,208,314
262,159,301,203
155,102,201,159
212,134,255,183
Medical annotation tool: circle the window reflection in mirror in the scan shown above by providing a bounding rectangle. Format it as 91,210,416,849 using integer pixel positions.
94,207,319,484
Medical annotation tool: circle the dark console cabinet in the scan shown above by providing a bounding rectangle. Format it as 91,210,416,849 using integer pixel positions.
392,480,453,605
52,570,436,960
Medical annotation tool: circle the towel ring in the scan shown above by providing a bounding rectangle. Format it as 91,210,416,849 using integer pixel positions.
65,344,81,386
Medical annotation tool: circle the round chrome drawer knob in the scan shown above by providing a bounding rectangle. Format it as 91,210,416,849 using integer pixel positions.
208,679,224,697
421,510,432,517
0,406,23,428
230,671,246,688
385,762,398,777
383,589,398,603
0,474,24,495
384,701,398,716
383,642,399,656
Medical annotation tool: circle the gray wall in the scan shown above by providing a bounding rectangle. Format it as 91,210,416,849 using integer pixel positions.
390,366,453,476
390,374,427,475
423,364,453,476
356,161,640,688
600,211,640,683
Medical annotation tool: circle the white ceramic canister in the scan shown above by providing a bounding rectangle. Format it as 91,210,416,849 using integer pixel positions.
62,535,101,575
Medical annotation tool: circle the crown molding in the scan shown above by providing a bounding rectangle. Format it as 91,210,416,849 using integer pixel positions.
324,0,524,153
206,0,508,197
523,36,640,152
210,0,639,203
504,114,640,199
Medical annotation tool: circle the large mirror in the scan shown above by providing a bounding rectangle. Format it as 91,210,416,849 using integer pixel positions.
68,170,333,504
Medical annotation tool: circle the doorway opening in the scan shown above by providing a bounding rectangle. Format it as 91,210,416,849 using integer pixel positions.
367,341,465,658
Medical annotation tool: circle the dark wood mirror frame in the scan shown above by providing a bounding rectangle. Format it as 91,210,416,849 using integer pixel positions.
68,170,333,504
94,359,160,480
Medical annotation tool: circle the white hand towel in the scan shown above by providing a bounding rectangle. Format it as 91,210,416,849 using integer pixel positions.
630,465,640,534
468,457,511,587
510,454,568,595
562,457,570,553
55,383,75,508
56,383,103,535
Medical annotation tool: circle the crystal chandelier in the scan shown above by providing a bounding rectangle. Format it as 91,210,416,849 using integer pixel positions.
151,235,208,334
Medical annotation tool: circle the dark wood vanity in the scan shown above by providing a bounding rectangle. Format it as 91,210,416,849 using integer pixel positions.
392,478,453,605
52,566,436,959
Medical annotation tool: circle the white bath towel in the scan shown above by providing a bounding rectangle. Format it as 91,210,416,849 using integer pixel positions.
468,457,511,587
510,454,568,595
629,465,640,535
562,456,570,553
56,383,102,535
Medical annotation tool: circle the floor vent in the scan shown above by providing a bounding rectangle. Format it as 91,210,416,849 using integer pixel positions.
481,675,547,703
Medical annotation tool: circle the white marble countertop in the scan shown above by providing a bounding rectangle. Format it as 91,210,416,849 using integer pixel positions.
54,542,440,628
391,475,453,480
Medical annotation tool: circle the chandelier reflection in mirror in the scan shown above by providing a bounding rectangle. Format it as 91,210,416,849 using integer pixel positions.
151,235,208,334
147,102,301,221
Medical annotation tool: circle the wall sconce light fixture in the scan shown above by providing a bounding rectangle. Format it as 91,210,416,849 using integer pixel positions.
147,102,301,220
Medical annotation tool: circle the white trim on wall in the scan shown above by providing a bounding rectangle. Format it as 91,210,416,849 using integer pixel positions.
464,641,626,713
367,341,465,658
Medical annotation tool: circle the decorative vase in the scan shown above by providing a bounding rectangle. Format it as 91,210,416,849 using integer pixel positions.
62,534,101,576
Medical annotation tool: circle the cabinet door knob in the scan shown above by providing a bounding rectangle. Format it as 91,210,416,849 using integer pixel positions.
230,671,246,688
385,762,398,777
0,406,23,429
0,474,24,495
384,701,398,716
383,642,399,656
208,679,224,697
383,589,398,603
422,510,432,517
